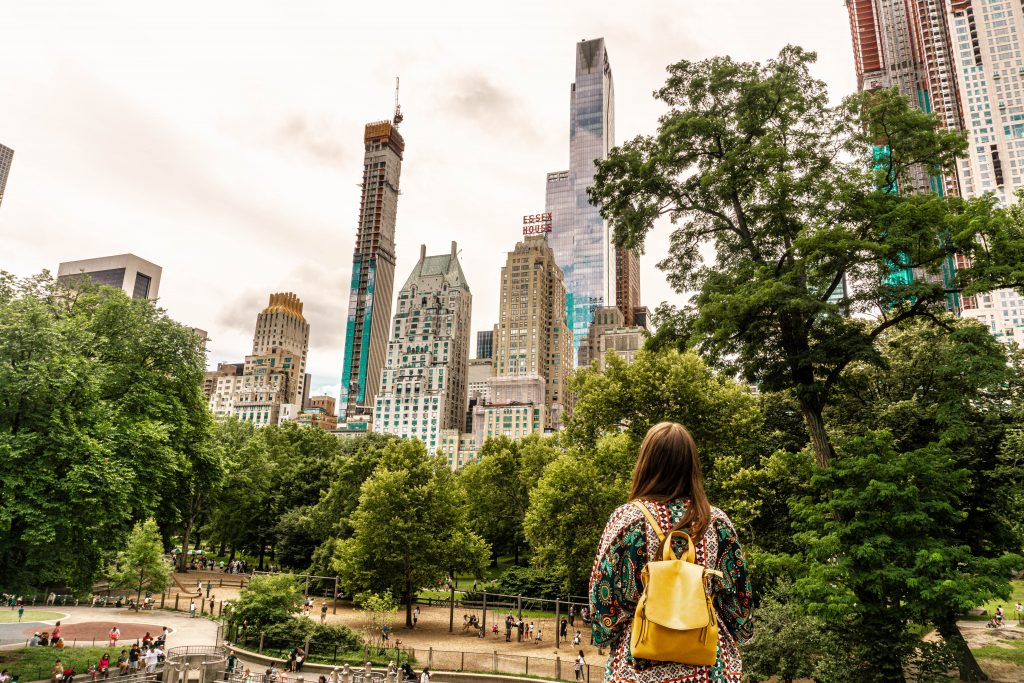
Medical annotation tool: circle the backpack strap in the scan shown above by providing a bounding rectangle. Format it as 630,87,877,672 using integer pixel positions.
631,501,665,543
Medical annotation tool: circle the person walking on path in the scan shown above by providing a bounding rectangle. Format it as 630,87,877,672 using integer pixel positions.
51,622,62,646
189,601,197,618
17,606,23,622
589,422,753,683
412,606,420,629
320,602,327,624
574,651,585,682
108,627,119,648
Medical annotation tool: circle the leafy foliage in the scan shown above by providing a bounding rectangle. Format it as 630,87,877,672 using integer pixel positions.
229,573,304,628
0,273,213,591
107,518,171,600
589,47,1024,469
335,440,489,626
493,566,564,601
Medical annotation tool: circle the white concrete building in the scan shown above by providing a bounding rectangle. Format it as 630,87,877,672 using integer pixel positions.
57,253,162,301
373,242,472,452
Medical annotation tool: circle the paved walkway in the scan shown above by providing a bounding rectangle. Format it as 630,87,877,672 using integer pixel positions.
0,606,220,648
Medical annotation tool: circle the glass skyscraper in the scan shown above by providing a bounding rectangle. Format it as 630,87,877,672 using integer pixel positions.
546,38,620,361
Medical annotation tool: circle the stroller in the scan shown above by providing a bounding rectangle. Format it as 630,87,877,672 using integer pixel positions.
400,663,417,682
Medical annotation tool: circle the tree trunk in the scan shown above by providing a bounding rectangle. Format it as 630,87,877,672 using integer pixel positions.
228,546,236,563
800,402,833,469
514,543,520,566
258,544,265,571
180,522,193,572
936,613,988,682
405,565,414,628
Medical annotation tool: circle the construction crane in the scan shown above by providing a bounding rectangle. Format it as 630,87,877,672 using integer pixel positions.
393,77,404,126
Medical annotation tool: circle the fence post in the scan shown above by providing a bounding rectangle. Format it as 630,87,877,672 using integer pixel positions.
460,652,464,672
525,657,529,676
259,633,264,654
492,651,497,673
175,594,180,611
428,647,433,668
482,590,487,632
556,656,561,680
517,595,522,620
161,593,166,608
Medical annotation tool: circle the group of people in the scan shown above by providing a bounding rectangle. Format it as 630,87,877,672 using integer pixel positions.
0,668,20,683
986,602,1023,629
300,598,329,624
28,621,65,648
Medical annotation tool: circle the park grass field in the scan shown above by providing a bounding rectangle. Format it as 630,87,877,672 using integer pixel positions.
967,580,1024,621
0,646,113,682
0,610,64,624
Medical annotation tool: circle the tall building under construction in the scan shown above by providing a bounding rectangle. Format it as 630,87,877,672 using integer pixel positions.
339,113,405,427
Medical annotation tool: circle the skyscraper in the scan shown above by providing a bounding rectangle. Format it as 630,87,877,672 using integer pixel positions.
234,292,311,426
373,243,472,451
946,1,1024,344
0,144,13,208
545,38,639,358
475,330,494,359
339,117,405,427
57,254,162,301
491,234,573,429
846,0,962,310
846,0,962,196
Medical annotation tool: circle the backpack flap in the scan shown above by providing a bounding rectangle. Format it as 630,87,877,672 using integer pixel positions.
642,560,712,630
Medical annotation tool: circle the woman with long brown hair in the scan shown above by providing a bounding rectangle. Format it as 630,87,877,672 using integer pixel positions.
589,422,752,683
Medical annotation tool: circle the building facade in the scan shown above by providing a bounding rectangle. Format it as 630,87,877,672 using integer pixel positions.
465,358,493,432
578,306,647,368
232,292,311,427
475,330,494,359
947,0,1024,343
339,118,405,427
545,38,640,358
57,254,162,301
206,363,244,418
491,235,572,429
0,144,13,208
372,243,472,452
297,395,339,431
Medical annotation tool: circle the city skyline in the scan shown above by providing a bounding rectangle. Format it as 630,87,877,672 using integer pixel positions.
0,1,855,399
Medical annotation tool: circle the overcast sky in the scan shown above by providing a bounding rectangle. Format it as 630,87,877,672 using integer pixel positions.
0,1,854,398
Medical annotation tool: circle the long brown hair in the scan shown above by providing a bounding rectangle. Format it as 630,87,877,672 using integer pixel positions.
629,422,711,542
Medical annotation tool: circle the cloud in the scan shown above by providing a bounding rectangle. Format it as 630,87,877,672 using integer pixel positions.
440,72,544,142
276,115,349,164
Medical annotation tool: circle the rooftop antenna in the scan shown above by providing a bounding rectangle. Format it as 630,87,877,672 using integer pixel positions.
393,77,404,126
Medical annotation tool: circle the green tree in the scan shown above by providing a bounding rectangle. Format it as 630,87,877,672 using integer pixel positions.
589,46,1023,469
355,591,398,646
793,431,1021,683
457,435,559,565
108,518,171,605
524,433,633,592
740,582,823,683
567,348,762,485
230,573,303,628
0,273,213,590
335,440,489,627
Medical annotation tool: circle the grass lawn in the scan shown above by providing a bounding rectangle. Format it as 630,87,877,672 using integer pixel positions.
965,580,1024,622
0,646,114,682
972,639,1024,667
0,610,64,624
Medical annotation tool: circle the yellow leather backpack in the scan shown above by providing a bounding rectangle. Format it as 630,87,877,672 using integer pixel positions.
629,501,723,666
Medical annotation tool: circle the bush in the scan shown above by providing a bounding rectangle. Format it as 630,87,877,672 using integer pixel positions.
263,617,363,651
230,574,303,628
494,566,563,600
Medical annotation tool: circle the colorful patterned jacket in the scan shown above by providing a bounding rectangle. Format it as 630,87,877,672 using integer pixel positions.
589,499,753,683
